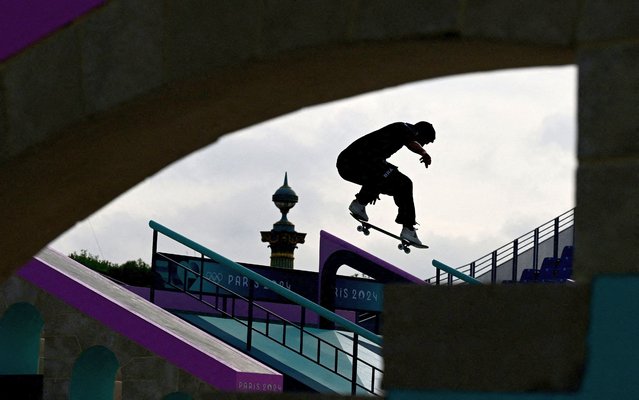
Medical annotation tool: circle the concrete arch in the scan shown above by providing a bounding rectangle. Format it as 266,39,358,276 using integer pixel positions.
0,302,44,374
0,40,572,280
1,1,638,287
69,345,120,400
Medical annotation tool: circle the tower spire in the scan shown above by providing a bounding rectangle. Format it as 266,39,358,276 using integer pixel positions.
260,173,306,269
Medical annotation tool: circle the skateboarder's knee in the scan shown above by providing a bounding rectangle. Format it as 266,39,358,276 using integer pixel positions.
390,173,412,192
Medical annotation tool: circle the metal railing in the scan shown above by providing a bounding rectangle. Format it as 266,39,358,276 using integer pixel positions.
149,220,382,396
427,208,575,285
432,260,482,285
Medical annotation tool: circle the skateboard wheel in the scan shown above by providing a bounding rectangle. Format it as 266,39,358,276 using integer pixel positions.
357,225,363,233
363,229,370,236
397,244,404,250
404,248,411,254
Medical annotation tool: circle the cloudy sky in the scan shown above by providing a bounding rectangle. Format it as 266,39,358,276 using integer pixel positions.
50,65,577,279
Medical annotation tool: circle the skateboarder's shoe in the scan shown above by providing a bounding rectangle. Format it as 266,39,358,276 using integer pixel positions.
349,200,369,221
401,226,423,246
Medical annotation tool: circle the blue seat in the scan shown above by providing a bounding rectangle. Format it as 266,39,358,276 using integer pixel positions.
519,268,540,283
538,266,558,280
541,257,560,269
557,267,573,280
559,246,574,269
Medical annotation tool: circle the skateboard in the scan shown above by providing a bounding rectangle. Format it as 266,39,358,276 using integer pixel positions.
350,213,428,253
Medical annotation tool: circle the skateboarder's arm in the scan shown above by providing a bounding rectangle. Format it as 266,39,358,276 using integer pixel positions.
405,141,432,167
405,141,429,157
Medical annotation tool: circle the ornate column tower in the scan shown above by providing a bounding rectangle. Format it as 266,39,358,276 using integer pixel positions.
260,173,306,269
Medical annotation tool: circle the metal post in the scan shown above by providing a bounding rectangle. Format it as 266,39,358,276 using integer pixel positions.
215,284,219,309
282,321,287,345
183,266,187,292
371,367,376,394
533,228,540,269
199,253,204,301
491,251,497,284
553,217,560,258
300,307,306,354
351,334,359,395
265,312,271,336
470,261,476,278
150,230,158,304
247,279,254,351
512,239,519,282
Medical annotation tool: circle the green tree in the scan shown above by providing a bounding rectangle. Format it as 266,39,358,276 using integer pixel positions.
69,250,117,273
108,259,152,286
69,251,152,287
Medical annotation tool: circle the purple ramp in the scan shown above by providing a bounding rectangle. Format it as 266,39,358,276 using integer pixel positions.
0,0,106,61
17,248,282,392
319,230,425,284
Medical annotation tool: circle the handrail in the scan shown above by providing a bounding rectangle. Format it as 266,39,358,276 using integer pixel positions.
432,260,482,285
149,220,382,346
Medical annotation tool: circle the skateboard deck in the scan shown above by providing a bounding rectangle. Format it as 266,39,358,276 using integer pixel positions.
350,213,428,253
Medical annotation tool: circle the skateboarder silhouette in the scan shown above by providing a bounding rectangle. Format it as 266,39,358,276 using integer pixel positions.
336,121,435,246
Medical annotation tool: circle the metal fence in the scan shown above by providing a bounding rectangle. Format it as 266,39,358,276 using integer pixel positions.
427,209,575,285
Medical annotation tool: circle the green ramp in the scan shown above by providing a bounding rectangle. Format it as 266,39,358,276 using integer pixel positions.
177,313,383,395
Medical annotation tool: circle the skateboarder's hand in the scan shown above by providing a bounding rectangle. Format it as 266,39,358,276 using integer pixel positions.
420,154,431,168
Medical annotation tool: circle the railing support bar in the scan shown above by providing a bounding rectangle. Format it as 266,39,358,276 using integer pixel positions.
300,307,306,354
512,239,519,282
351,334,360,395
246,279,255,351
150,229,158,304
199,252,204,301
432,260,482,285
533,228,540,269
553,217,560,258
490,251,497,284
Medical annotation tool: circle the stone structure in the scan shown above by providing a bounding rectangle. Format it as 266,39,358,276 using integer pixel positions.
0,275,216,399
261,174,306,269
0,0,637,398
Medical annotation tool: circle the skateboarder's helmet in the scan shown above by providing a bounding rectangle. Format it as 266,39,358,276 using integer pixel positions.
415,121,436,145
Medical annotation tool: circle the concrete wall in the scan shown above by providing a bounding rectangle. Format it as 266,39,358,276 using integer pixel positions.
1,0,638,396
575,1,639,280
0,276,217,399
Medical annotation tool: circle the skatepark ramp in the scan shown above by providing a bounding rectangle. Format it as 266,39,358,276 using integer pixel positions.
16,247,283,393
149,220,383,395
317,230,427,322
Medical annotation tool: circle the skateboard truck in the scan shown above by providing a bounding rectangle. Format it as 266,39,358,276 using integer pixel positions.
356,224,371,236
351,213,427,253
397,241,413,254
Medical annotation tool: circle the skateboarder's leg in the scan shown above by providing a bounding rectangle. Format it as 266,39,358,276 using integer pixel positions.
338,157,387,204
356,185,381,205
337,157,382,220
351,174,383,221
377,170,423,244
377,170,416,226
